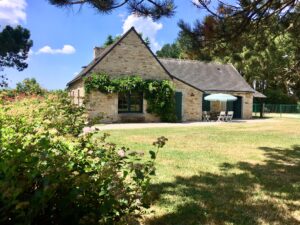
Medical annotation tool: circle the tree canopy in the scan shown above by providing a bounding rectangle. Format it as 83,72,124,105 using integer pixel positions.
157,7,300,103
48,0,300,33
0,26,33,87
47,0,175,19
103,35,121,47
156,42,181,59
16,78,45,95
194,0,300,38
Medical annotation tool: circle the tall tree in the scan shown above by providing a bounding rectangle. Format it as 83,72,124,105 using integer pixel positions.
0,26,33,87
16,78,45,95
103,35,120,47
156,42,181,58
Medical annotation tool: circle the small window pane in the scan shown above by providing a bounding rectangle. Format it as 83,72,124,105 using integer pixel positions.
118,92,143,113
118,93,129,112
130,92,143,112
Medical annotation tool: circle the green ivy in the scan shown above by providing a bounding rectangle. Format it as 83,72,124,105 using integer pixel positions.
84,73,177,122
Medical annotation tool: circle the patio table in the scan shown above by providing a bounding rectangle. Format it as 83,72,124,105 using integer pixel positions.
209,112,220,121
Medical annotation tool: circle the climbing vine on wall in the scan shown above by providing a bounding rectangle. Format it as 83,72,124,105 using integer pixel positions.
84,73,177,122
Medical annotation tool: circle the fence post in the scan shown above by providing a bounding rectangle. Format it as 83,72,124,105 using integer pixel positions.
280,104,282,118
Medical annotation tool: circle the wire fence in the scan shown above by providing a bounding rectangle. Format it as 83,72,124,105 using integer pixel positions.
253,103,300,118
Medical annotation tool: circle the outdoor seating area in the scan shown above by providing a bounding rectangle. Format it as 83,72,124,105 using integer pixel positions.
202,111,234,122
203,93,237,122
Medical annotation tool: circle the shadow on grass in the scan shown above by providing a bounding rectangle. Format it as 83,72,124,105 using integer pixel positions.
145,145,300,225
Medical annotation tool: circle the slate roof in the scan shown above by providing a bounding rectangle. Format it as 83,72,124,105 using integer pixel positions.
159,58,255,93
253,90,267,98
66,28,266,97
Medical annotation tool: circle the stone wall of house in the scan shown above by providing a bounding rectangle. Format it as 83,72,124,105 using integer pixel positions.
78,30,173,123
241,92,253,119
207,91,253,119
71,78,203,123
173,79,203,121
68,79,85,106
85,91,160,123
84,78,203,123
86,91,118,123
90,31,171,81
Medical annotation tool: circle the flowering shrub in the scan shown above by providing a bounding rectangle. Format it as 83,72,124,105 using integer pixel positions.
1,92,85,136
0,93,167,224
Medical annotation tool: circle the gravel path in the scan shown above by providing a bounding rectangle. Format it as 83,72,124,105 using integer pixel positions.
93,119,274,131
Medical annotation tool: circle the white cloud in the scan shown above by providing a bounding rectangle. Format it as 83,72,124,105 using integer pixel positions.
192,0,200,6
37,45,76,55
0,0,27,25
28,49,34,55
122,14,163,52
118,12,126,21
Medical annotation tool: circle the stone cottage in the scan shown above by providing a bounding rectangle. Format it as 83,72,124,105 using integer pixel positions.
67,27,264,123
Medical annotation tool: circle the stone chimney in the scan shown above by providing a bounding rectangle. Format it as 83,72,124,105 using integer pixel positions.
94,47,105,58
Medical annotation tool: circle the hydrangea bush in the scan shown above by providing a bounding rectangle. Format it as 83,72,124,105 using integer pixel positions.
0,92,167,224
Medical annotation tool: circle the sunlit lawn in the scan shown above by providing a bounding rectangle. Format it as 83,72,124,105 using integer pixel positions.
102,118,300,225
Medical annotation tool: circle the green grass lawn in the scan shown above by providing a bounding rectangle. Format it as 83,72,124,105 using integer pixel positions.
102,118,300,225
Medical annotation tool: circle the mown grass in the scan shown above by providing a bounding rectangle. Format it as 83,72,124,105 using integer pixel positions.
100,118,300,225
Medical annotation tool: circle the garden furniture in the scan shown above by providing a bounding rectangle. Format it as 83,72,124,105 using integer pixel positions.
217,111,226,121
203,111,211,121
226,111,234,122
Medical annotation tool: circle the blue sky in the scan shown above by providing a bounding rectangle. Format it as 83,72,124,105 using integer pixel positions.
0,0,209,90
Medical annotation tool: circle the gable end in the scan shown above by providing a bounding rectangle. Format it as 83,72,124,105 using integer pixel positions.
67,27,173,87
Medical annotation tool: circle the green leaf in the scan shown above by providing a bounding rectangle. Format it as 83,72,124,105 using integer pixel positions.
149,150,156,159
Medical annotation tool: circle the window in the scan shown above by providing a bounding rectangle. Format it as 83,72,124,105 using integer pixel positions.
118,92,143,113
77,90,80,105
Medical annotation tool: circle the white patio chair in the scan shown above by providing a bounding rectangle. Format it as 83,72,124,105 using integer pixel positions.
226,111,234,122
217,111,226,122
202,111,210,122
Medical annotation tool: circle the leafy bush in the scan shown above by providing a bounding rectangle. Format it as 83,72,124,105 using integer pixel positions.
0,93,167,224
143,79,177,122
0,77,47,103
264,89,298,104
16,78,45,95
84,73,177,122
1,92,85,136
0,89,17,102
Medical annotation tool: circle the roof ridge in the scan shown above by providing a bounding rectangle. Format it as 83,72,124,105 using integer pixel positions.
158,57,230,65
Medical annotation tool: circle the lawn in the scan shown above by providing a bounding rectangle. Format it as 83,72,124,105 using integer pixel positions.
103,118,300,225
